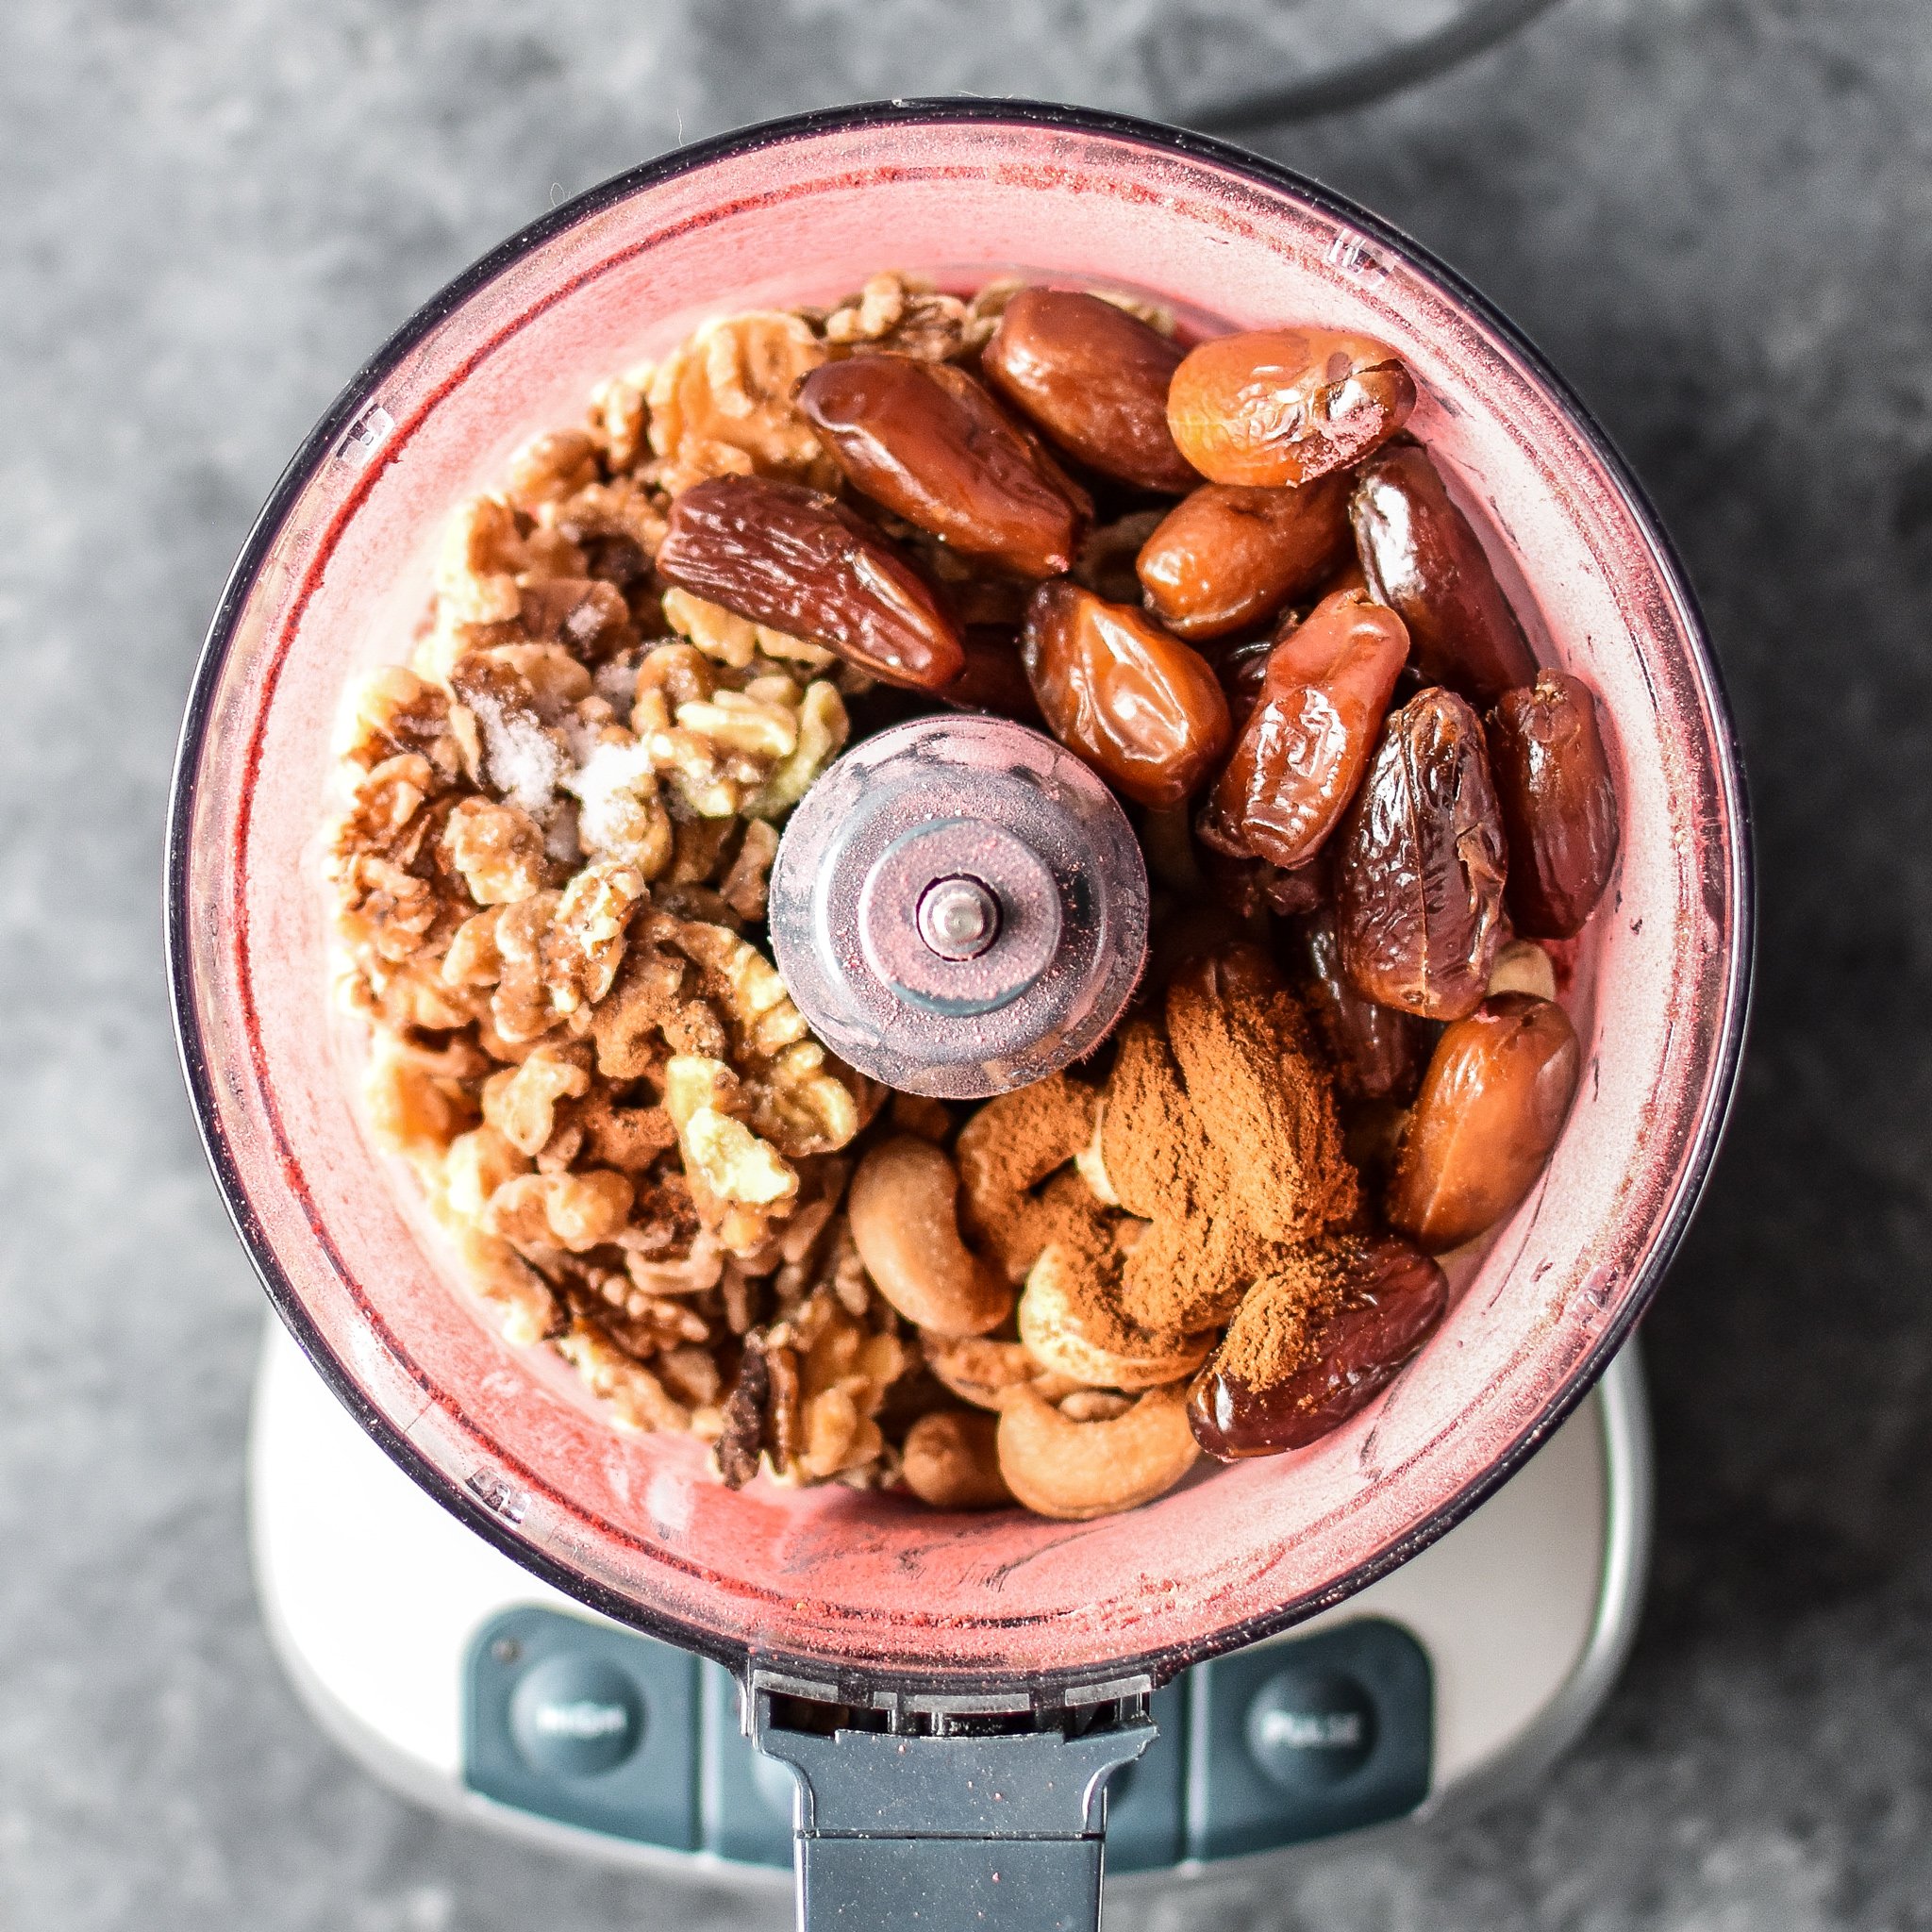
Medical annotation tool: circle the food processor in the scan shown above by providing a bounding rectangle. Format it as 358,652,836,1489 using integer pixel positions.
169,102,1750,1929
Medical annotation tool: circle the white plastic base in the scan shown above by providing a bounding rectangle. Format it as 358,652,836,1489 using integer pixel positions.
248,1316,1650,1878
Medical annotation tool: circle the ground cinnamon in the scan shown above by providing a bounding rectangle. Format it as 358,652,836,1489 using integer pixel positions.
1162,943,1360,1243
958,941,1361,1353
1098,1019,1224,1222
954,1072,1100,1282
1208,1246,1355,1390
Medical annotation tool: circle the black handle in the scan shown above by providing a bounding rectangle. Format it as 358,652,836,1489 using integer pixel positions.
753,1688,1156,1932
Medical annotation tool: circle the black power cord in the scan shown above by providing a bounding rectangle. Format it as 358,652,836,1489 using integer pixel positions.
1176,0,1568,129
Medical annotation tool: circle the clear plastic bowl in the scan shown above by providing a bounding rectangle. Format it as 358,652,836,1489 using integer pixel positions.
169,101,1750,1700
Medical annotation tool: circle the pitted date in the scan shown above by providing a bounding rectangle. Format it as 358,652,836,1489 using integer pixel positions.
1350,440,1537,703
1188,1236,1447,1458
1167,328,1416,489
1294,908,1422,1102
1487,672,1620,938
1197,587,1409,871
798,356,1091,579
657,475,964,691
1022,582,1231,809
1335,687,1507,1019
1388,992,1581,1251
981,288,1199,492
1136,474,1352,641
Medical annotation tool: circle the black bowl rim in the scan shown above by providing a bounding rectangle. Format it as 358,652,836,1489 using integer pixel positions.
166,95,1755,1706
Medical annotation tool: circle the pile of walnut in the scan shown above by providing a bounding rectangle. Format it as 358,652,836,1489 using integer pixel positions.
327,270,1620,1523
325,280,1000,1491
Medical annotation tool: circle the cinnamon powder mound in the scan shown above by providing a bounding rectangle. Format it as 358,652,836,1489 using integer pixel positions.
1163,944,1360,1244
1033,1170,1124,1277
1030,1176,1157,1354
952,943,1362,1362
1122,1207,1283,1335
1209,1247,1356,1391
955,1072,1099,1283
1098,1020,1227,1222
1096,944,1358,1335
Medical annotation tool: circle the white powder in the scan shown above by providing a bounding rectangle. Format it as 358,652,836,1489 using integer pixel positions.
565,736,659,855
470,690,567,817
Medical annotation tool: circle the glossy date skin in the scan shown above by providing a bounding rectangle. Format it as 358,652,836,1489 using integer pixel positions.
657,475,964,691
1022,582,1231,809
1486,672,1620,938
1136,473,1352,641
1387,992,1581,1252
1335,687,1508,1020
1197,588,1409,871
1167,328,1416,489
1187,1236,1447,1458
980,288,1199,492
798,356,1090,579
1349,439,1537,704
1294,908,1422,1102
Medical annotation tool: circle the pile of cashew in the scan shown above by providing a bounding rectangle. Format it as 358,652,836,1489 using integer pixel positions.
848,1120,1202,1521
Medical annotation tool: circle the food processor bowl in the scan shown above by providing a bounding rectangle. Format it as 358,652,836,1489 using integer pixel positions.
169,98,1749,1922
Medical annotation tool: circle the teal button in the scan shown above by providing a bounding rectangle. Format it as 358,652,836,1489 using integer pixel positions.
509,1656,644,1777
1245,1668,1377,1789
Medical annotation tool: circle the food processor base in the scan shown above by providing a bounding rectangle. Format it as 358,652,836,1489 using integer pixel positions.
248,1316,1650,1889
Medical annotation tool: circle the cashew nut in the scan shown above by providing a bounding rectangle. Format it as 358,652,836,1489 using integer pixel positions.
996,1384,1199,1521
1072,1101,1122,1206
922,1334,1080,1411
953,1074,1098,1282
1487,937,1557,1002
1057,1389,1134,1423
901,1410,1014,1509
1018,1246,1213,1391
847,1136,1012,1338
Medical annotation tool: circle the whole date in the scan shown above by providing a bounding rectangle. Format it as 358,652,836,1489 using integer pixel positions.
1188,1236,1447,1458
1022,582,1231,810
656,475,964,691
1196,587,1409,872
1334,686,1507,1020
799,355,1090,579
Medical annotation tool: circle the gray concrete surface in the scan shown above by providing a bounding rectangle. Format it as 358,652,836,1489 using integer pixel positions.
4,0,1930,1925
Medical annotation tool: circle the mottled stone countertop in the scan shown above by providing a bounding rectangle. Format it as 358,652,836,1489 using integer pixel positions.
3,1,1927,1924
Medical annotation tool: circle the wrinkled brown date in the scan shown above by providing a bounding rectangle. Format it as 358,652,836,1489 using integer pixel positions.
798,356,1091,579
1197,588,1410,871
1350,440,1537,704
1135,473,1353,641
657,475,965,691
1022,582,1231,809
1335,687,1507,1020
980,288,1199,492
1188,1236,1447,1458
1486,672,1620,939
1387,992,1581,1252
1167,328,1416,489
1294,908,1422,1102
